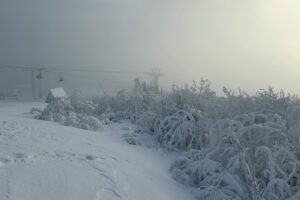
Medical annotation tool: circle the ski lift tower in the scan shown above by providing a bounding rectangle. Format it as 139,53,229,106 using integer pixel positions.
148,69,164,93
35,68,43,99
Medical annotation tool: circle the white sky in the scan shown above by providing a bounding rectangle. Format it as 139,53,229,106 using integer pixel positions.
1,0,300,94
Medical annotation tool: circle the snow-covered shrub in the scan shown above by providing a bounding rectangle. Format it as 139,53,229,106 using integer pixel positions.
171,114,300,200
169,80,217,114
76,114,104,131
171,155,246,200
221,87,255,118
287,122,300,149
286,106,300,130
154,110,200,150
97,113,112,125
39,97,74,122
92,87,158,124
69,89,96,115
233,112,286,132
64,111,78,126
39,97,104,132
256,88,289,111
52,113,66,124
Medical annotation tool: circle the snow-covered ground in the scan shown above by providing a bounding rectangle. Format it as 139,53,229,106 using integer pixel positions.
0,102,195,200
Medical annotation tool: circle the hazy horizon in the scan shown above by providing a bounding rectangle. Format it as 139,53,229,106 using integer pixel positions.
1,0,300,95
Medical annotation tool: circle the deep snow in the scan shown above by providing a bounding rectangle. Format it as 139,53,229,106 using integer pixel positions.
0,102,196,200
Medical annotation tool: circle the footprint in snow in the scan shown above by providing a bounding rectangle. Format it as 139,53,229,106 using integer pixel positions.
85,154,95,161
0,157,10,166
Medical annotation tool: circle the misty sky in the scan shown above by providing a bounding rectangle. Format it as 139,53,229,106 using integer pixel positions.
1,0,300,94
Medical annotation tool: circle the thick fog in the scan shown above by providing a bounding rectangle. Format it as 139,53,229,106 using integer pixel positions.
1,0,300,96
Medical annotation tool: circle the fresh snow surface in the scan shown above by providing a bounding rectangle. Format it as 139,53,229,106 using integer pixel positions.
0,102,196,200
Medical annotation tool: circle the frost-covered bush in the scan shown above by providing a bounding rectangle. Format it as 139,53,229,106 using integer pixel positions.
221,87,255,118
171,156,246,200
38,97,104,132
64,111,78,126
155,110,198,150
30,107,43,118
69,89,96,115
255,88,292,117
170,79,216,111
171,115,300,200
39,97,73,122
76,114,104,131
153,108,210,150
287,122,300,150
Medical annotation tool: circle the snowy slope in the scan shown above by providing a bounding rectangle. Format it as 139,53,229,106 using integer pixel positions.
0,102,195,200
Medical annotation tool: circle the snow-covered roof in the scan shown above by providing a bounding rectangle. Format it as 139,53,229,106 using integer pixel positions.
49,88,67,98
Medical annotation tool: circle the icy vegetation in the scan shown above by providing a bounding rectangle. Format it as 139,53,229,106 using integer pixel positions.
38,79,300,200
37,95,105,132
